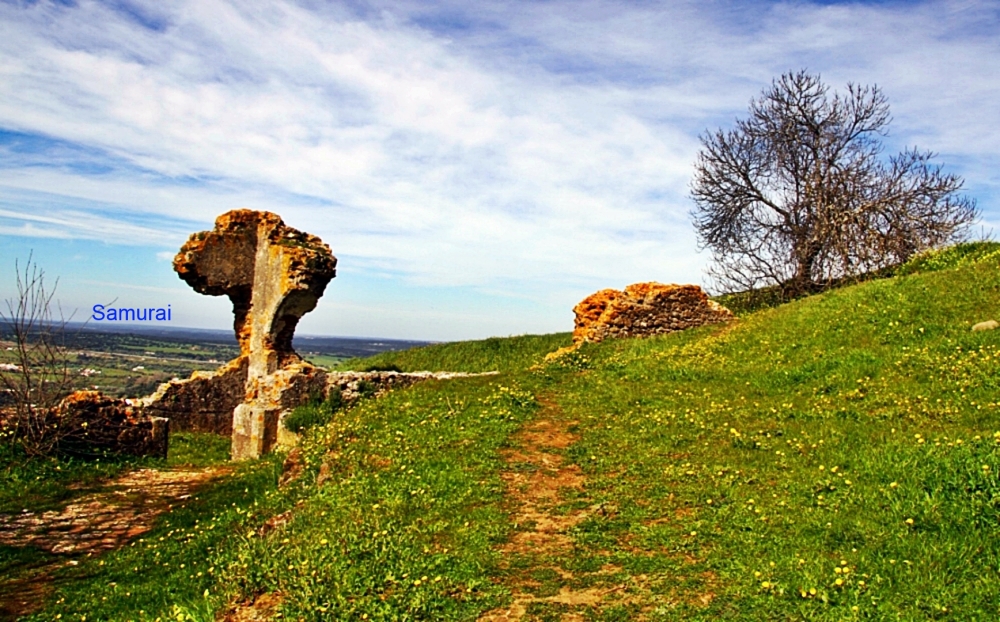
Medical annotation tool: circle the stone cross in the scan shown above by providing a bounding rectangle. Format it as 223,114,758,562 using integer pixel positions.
173,210,336,459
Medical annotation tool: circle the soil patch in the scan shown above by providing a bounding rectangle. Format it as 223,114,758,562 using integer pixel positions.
479,397,625,621
221,591,285,622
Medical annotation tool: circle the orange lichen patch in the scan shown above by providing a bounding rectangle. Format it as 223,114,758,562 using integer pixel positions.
571,288,621,339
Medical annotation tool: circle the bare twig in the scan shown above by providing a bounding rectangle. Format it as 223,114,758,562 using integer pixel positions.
0,253,78,455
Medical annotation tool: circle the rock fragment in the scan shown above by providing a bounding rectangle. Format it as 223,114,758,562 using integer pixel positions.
572,282,733,344
53,391,168,458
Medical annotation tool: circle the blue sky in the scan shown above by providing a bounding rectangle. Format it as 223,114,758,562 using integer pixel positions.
1,0,998,341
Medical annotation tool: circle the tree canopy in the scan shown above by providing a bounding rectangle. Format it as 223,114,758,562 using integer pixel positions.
690,70,978,298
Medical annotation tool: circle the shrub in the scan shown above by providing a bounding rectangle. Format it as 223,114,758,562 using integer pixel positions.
282,389,344,434
0,254,79,456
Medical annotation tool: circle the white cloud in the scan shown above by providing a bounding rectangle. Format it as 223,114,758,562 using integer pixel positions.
0,0,997,338
0,205,178,245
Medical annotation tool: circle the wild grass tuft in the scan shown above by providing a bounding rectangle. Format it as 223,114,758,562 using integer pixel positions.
283,390,345,434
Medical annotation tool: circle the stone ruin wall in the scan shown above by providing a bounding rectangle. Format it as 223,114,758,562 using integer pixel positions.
138,358,249,436
162,209,338,460
49,391,169,459
49,209,338,460
572,282,734,344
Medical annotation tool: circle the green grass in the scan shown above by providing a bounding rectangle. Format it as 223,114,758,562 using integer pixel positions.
895,240,1000,277
18,377,542,621
711,240,1000,316
0,443,142,515
24,453,288,622
167,432,233,468
0,433,230,516
301,353,346,369
546,254,1000,620
335,332,571,373
8,246,1000,620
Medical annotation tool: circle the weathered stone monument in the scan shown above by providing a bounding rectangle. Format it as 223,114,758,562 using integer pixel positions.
26,210,489,462
134,209,497,461
173,210,337,460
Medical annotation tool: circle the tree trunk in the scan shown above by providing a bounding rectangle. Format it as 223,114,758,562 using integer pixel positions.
786,240,822,298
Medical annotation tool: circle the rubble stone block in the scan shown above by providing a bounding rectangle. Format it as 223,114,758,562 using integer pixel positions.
572,282,734,344
55,391,169,458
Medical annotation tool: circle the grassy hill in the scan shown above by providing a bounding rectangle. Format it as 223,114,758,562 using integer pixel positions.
8,243,1000,621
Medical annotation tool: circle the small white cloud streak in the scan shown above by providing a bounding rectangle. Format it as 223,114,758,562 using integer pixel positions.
0,0,997,338
0,206,176,245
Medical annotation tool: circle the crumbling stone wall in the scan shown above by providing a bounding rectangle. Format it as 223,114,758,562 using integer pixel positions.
326,370,496,403
573,282,734,344
139,358,247,436
55,391,168,458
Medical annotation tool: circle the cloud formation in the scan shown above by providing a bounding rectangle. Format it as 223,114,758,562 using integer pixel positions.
1,0,997,338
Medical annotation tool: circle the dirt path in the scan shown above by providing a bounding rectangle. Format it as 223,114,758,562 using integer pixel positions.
0,465,232,620
479,397,625,622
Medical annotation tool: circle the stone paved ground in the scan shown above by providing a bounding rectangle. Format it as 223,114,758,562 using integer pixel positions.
0,466,232,620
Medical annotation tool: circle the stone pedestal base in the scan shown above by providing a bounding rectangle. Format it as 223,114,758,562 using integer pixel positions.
231,403,279,461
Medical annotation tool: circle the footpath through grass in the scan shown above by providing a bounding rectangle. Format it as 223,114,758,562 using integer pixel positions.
9,245,1000,620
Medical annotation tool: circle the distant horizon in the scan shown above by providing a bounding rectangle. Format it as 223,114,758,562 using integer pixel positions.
1,318,445,345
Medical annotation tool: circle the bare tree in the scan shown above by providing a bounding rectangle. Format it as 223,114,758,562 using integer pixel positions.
691,70,978,298
0,254,77,455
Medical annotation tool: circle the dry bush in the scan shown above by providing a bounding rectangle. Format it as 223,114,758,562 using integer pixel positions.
0,254,78,455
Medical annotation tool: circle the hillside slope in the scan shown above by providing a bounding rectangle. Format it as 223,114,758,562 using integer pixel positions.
26,252,1000,621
